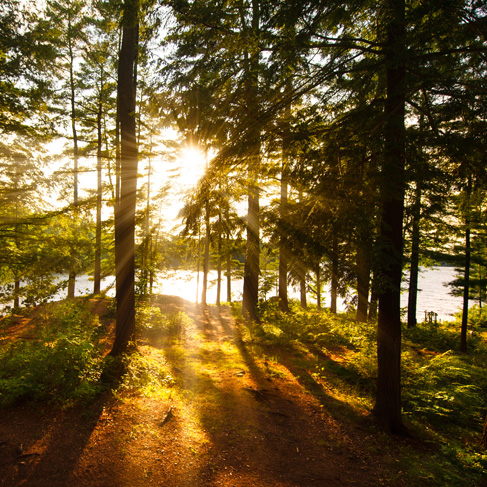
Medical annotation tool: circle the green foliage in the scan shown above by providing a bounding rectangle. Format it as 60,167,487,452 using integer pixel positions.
238,305,487,484
114,352,175,396
136,302,192,340
0,300,105,407
466,305,487,328
403,350,487,428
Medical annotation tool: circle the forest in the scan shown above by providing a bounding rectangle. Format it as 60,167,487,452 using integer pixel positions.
0,0,487,485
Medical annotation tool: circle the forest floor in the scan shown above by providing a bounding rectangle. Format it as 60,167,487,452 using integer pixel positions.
0,296,441,486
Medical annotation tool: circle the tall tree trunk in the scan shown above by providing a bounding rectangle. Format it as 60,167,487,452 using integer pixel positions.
94,97,103,295
356,245,370,322
278,161,289,312
142,140,152,296
316,265,321,311
68,29,78,299
196,235,201,304
278,85,291,313
202,204,210,306
373,0,406,433
407,180,422,328
243,179,260,321
242,0,261,323
368,279,378,322
217,215,222,307
330,236,339,314
460,175,472,353
226,253,232,303
13,176,20,309
299,265,307,309
110,0,139,356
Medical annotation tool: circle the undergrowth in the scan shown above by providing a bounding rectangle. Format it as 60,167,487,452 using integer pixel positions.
0,299,181,408
136,303,191,342
240,299,487,486
0,299,106,407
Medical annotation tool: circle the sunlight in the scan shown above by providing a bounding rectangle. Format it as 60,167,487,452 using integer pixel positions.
176,146,207,188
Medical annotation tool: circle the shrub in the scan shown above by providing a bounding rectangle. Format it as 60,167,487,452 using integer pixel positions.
467,305,487,328
136,304,191,341
0,300,105,407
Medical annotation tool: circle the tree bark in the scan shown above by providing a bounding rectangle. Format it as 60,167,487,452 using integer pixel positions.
278,87,291,312
407,180,422,328
460,176,472,353
299,265,307,309
243,178,260,321
330,236,338,314
316,265,321,311
94,96,103,295
110,0,139,356
356,245,370,322
202,204,210,306
68,24,78,300
242,0,261,323
373,0,406,433
278,161,289,312
217,215,222,307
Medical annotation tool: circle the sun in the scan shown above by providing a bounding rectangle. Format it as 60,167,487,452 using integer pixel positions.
177,146,207,188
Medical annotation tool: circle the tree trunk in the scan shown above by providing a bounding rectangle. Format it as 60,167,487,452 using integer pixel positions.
356,245,370,322
243,179,260,321
369,284,378,322
407,180,422,328
299,265,307,309
110,0,139,356
278,87,291,313
68,29,78,300
316,265,321,311
278,162,289,312
196,235,201,304
242,0,261,323
330,237,338,314
373,0,406,433
94,97,103,296
460,176,472,353
142,144,152,297
217,217,222,307
226,251,232,303
202,204,210,306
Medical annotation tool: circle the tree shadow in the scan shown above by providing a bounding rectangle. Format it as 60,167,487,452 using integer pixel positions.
154,302,379,486
0,392,112,487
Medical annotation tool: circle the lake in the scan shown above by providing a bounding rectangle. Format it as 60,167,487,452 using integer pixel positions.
71,266,464,323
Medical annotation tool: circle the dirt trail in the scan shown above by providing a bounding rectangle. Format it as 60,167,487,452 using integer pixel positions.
0,298,403,486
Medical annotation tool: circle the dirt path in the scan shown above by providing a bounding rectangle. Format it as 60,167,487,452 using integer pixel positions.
0,298,404,486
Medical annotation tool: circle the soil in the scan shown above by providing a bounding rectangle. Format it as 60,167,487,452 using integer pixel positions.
0,296,409,487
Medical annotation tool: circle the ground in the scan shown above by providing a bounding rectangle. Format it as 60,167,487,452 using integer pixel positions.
0,297,414,486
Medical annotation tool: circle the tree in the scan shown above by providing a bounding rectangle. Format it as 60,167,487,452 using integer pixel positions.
110,0,139,356
372,0,407,433
45,0,89,298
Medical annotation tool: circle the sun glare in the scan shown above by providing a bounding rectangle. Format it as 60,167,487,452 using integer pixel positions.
177,146,207,187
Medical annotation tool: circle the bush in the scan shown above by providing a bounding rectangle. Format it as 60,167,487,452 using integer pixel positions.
468,305,487,328
136,304,191,341
402,350,487,429
115,352,175,395
0,300,105,407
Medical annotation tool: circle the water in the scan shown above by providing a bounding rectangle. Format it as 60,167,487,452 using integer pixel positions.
153,267,464,323
401,266,463,322
43,267,466,323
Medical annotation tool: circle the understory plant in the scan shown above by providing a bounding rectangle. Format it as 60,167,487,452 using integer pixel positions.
244,302,487,484
0,300,106,406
